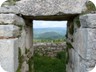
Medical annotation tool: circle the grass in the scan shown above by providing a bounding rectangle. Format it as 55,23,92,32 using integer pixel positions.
33,38,66,43
33,51,67,72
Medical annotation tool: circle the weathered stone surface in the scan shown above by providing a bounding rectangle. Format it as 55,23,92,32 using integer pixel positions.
34,42,66,57
80,14,96,28
0,6,19,14
0,0,87,16
0,38,18,72
25,25,33,51
67,48,91,72
73,28,96,59
21,61,29,72
73,28,87,59
0,1,96,72
18,26,26,55
73,28,96,71
0,14,25,26
16,0,87,16
0,25,20,38
67,13,96,72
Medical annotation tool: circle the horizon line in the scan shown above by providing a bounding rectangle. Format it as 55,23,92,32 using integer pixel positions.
33,27,67,28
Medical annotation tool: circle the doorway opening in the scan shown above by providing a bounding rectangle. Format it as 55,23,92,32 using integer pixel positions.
32,20,67,72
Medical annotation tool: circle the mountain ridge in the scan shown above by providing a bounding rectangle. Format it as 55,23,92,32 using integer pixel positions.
33,27,66,40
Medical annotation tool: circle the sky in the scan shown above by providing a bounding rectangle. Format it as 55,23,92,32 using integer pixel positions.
0,0,96,28
33,21,67,28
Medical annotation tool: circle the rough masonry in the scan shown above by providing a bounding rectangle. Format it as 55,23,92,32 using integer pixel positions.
0,0,96,72
34,42,66,57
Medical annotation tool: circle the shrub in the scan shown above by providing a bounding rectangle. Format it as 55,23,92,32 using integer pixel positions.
86,1,96,11
34,53,67,72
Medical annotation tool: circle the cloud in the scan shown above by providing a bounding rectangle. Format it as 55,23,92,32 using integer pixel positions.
33,20,67,28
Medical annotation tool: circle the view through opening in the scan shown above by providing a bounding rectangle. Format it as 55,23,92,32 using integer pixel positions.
33,20,67,72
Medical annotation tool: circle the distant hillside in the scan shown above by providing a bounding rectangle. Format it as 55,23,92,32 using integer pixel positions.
36,32,63,40
33,27,66,40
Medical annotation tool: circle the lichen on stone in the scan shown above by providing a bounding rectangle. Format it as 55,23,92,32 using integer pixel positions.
66,42,73,49
16,48,24,72
25,48,30,54
28,57,34,72
69,23,74,35
85,1,96,13
74,16,81,28
1,0,20,7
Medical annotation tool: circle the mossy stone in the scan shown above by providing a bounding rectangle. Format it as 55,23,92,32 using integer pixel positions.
85,1,96,13
74,16,81,28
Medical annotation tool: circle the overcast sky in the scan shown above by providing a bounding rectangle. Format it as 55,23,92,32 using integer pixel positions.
33,21,67,28
0,0,96,28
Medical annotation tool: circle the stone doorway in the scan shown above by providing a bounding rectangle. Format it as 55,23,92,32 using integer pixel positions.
33,20,67,72
0,0,96,72
16,15,77,72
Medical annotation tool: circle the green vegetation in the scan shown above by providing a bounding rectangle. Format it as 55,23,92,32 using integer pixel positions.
66,42,73,49
33,38,66,43
82,1,96,14
33,51,67,72
85,1,96,12
28,57,34,72
7,0,16,5
7,0,20,2
36,32,64,40
34,27,66,39
69,24,74,35
33,27,66,43
74,16,81,28
2,0,20,6
16,48,24,72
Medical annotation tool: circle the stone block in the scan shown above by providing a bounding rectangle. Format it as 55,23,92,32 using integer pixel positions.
73,28,96,60
0,25,20,38
16,0,87,16
0,38,18,72
68,48,87,72
0,14,25,26
73,28,87,59
18,27,26,55
0,0,88,16
0,0,87,16
80,14,96,28
25,26,33,50
0,6,19,14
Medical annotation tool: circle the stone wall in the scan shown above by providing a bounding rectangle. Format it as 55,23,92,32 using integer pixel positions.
34,42,66,57
66,13,96,72
0,13,33,72
0,0,96,72
0,14,25,72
